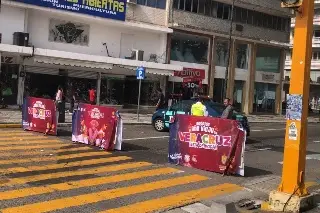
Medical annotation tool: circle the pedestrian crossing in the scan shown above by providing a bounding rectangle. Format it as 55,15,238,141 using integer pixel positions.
0,129,243,213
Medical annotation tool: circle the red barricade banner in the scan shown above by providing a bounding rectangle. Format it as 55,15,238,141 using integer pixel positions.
22,97,57,135
72,103,123,151
168,115,246,176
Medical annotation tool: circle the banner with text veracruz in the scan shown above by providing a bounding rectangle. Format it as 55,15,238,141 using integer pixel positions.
168,115,246,176
13,0,126,21
72,103,123,151
22,97,57,135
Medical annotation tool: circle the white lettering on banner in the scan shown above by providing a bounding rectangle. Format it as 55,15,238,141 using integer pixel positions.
169,153,182,160
27,101,52,120
89,108,104,119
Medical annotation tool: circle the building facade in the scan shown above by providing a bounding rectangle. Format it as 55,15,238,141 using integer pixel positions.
0,0,291,114
167,0,292,114
0,0,182,108
285,0,320,111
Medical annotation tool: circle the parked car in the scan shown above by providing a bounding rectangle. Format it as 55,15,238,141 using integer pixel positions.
152,99,250,136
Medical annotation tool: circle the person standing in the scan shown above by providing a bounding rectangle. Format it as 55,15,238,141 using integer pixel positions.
221,98,234,119
88,85,96,105
156,88,165,110
191,97,208,116
55,86,63,122
69,87,76,114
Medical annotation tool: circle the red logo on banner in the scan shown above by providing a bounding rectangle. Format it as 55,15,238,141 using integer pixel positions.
174,67,205,80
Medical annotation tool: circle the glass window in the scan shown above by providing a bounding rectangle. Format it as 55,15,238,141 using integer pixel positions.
198,0,205,14
170,32,209,64
211,1,217,18
223,4,230,19
204,0,211,16
137,0,146,5
185,0,192,11
247,10,253,25
256,45,281,73
236,44,248,69
179,0,185,10
241,8,248,23
173,0,179,9
234,7,242,22
215,40,229,67
253,83,277,113
147,0,157,7
315,30,320,37
216,2,224,19
276,17,282,31
192,0,198,13
156,0,166,9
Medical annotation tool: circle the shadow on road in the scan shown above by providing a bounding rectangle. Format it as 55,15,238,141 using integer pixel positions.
244,166,273,177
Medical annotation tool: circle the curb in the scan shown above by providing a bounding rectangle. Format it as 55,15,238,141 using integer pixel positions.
0,122,152,128
0,123,22,128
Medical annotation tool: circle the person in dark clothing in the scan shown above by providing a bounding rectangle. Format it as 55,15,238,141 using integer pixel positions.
69,88,76,114
221,98,234,119
156,88,165,110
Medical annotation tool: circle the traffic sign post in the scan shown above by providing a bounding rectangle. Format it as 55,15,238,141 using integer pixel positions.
136,66,145,122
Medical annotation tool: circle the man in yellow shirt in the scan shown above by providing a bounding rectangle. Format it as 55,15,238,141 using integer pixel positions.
191,97,208,116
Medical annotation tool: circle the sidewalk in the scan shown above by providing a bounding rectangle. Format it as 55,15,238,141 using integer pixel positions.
0,109,319,125
0,109,151,125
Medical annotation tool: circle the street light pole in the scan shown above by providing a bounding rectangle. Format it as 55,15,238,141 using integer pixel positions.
223,0,235,100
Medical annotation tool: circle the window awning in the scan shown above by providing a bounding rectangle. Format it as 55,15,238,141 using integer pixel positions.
0,44,33,56
24,48,183,76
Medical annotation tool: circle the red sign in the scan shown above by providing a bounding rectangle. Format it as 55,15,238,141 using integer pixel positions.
174,67,205,80
22,97,57,135
72,103,122,151
168,115,246,176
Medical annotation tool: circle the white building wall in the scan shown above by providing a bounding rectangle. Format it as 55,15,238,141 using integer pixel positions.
0,5,26,44
26,9,167,61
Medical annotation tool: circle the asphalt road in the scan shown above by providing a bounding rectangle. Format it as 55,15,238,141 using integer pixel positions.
0,123,319,213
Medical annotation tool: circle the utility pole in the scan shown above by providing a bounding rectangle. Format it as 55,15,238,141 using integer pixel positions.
265,0,316,212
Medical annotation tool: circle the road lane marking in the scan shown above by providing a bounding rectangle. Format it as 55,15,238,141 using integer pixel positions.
101,184,243,213
0,146,93,157
123,136,169,141
0,135,49,142
2,156,131,173
1,162,152,186
313,141,320,143
1,175,208,213
0,143,77,151
0,139,62,146
0,151,112,165
278,155,320,165
0,132,34,137
251,128,285,132
245,148,272,152
0,167,180,200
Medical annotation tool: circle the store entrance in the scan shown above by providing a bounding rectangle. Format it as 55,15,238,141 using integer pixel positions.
25,73,67,99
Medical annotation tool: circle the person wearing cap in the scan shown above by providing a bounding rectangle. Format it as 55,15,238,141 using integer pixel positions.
191,97,208,116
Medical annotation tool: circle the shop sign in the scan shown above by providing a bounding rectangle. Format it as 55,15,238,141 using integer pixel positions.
174,67,205,80
261,73,275,82
1,56,15,64
13,0,126,21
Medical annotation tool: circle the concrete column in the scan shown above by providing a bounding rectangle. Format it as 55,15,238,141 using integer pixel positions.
208,36,216,98
275,48,286,115
243,43,257,115
96,72,101,105
226,39,236,100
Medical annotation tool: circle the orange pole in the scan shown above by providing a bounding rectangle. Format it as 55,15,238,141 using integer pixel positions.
277,0,314,196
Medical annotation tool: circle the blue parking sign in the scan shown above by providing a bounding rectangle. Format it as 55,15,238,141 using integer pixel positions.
136,67,145,80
